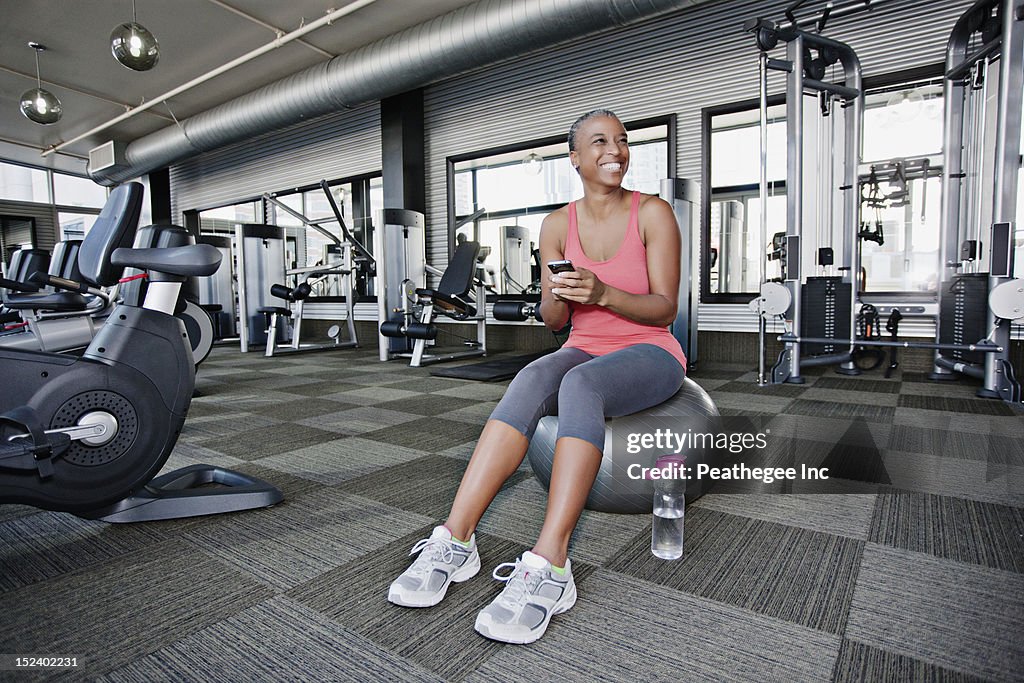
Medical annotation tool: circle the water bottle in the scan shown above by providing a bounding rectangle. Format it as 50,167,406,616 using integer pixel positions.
650,454,686,560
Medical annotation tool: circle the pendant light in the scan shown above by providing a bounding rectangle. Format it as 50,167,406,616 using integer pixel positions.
19,43,62,125
110,0,159,71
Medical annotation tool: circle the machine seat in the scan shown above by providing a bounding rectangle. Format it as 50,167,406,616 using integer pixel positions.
414,288,475,317
258,306,292,317
4,291,88,312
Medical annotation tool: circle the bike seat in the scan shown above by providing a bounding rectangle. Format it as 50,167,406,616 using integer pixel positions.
111,244,223,278
3,291,89,312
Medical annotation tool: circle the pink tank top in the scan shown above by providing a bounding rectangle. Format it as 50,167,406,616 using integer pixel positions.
562,191,687,371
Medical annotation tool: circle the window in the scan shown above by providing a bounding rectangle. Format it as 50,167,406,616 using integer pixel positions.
53,172,107,209
703,100,787,301
702,78,946,302
450,119,671,296
198,201,260,234
0,161,49,204
58,213,100,240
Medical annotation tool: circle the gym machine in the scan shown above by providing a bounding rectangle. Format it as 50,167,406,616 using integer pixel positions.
0,182,282,522
377,208,488,367
257,191,360,356
0,194,215,365
930,0,1023,401
745,11,1020,393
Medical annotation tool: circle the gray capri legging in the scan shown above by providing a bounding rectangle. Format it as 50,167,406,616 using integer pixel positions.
489,343,685,451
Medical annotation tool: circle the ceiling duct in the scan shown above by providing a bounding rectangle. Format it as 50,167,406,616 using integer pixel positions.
88,0,702,185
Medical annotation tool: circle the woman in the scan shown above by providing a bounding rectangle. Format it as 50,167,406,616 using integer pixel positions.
387,109,687,644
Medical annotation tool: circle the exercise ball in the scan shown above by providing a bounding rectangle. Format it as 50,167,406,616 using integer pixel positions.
525,377,720,513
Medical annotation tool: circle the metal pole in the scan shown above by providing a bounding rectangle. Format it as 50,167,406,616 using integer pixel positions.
758,51,770,386
785,36,804,383
981,0,1023,400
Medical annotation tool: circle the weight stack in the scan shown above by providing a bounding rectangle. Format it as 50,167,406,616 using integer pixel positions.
939,273,988,364
801,276,851,356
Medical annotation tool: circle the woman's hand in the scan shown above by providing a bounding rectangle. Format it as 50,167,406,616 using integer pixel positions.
550,267,607,306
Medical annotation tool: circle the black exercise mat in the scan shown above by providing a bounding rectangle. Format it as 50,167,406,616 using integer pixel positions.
429,351,551,381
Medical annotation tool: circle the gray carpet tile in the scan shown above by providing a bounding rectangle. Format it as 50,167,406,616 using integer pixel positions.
183,488,432,591
342,371,420,386
374,394,480,417
800,387,902,407
713,380,811,398
337,454,532,519
868,491,1024,573
322,385,425,406
899,379,989,399
692,493,878,540
0,512,164,593
442,400,500,426
430,383,512,401
273,380,367,398
0,539,274,679
469,569,841,683
475,477,651,566
708,392,795,415
687,366,747,380
846,543,1024,682
898,393,1017,416
177,412,282,440
887,424,1024,465
784,398,896,422
0,503,37,523
812,376,901,393
244,397,356,421
393,377,475,394
832,639,992,683
880,450,1024,507
179,398,238,419
606,507,863,634
360,417,485,453
191,388,309,412
232,462,324,500
287,528,596,682
193,423,346,461
295,405,424,435
893,407,1024,436
900,371,978,386
764,412,893,448
157,439,246,470
253,436,431,485
98,596,446,683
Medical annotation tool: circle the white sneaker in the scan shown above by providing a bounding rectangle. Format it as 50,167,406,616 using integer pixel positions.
388,526,480,608
474,550,577,644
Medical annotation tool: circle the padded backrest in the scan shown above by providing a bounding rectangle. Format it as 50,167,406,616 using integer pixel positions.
8,247,50,283
49,240,83,282
438,240,481,297
77,182,143,287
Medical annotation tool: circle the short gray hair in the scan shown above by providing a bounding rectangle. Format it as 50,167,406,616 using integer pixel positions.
567,109,620,152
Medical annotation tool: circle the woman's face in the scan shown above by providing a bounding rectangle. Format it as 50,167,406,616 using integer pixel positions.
570,116,629,187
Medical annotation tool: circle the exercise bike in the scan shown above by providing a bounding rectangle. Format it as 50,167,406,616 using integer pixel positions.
0,187,282,522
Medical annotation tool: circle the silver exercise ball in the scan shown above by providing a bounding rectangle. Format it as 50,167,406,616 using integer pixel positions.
525,377,720,514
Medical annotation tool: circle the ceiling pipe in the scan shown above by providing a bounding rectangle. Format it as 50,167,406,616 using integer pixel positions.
85,0,701,185
42,0,379,159
204,0,335,59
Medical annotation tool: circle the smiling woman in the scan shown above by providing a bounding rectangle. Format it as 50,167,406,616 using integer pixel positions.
387,109,688,645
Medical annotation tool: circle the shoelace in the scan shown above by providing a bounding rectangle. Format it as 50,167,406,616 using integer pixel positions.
491,559,542,607
406,537,455,578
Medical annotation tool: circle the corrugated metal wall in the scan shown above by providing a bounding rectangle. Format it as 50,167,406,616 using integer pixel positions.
0,199,58,251
166,0,971,333
169,102,381,218
423,0,972,332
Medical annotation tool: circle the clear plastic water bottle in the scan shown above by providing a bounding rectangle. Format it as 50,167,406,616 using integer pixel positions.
650,454,686,560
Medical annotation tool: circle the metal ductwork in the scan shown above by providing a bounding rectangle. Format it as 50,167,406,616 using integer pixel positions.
89,0,701,185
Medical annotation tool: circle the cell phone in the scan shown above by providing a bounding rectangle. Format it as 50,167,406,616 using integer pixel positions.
547,259,575,274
